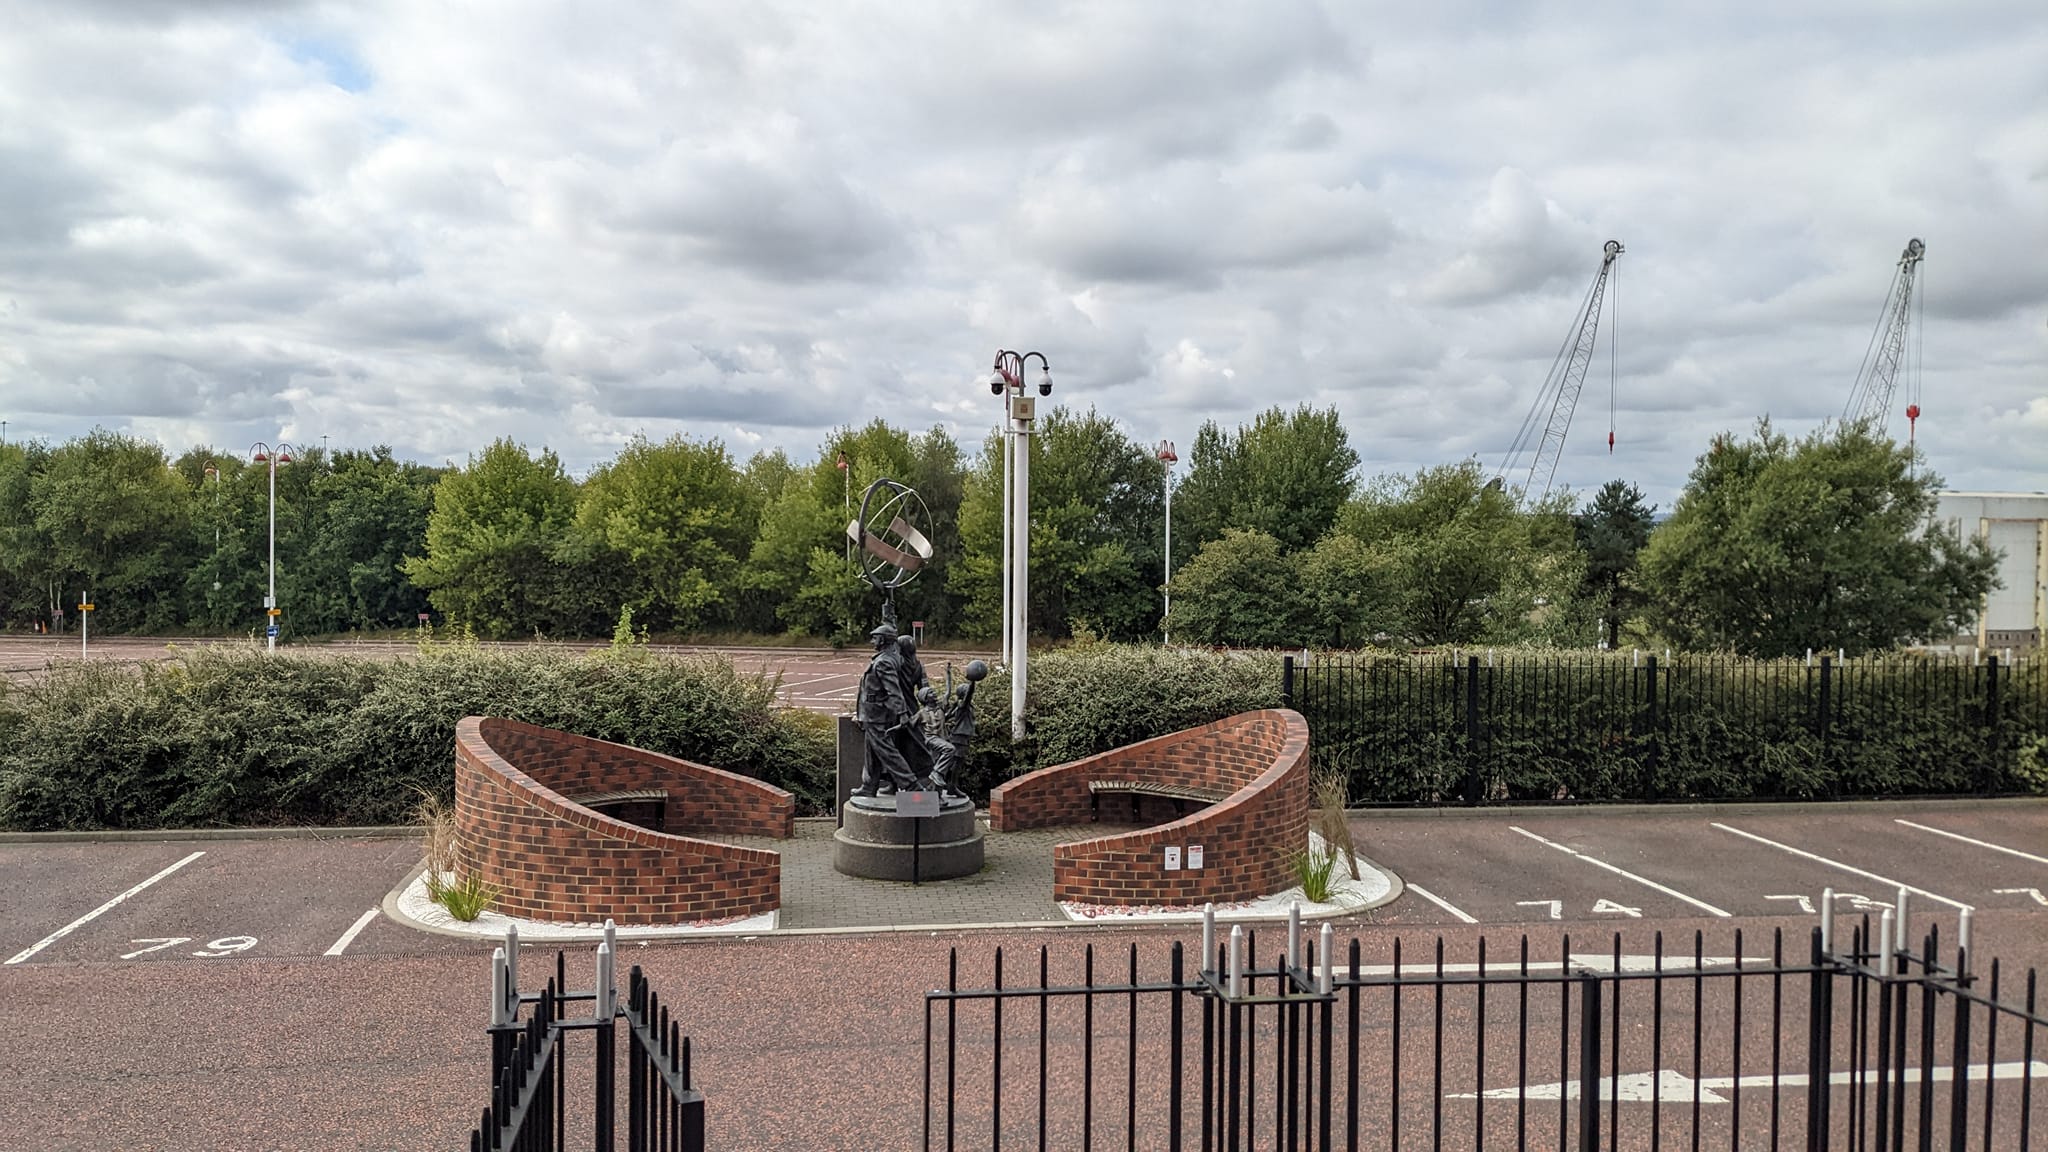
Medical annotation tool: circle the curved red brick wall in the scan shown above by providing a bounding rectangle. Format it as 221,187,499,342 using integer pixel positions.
454,717,792,924
988,709,1310,907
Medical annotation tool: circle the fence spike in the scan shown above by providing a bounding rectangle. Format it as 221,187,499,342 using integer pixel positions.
489,946,509,1028
1229,924,1244,999
1318,923,1334,994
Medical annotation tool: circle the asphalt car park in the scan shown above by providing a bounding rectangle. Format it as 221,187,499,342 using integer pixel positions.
5,800,2042,969
1,835,471,968
1356,801,2048,964
2,799,2044,1150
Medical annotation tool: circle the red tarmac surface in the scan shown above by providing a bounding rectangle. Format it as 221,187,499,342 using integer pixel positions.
0,801,2042,1149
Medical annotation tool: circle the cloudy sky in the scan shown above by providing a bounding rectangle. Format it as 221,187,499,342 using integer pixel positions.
2,0,2044,505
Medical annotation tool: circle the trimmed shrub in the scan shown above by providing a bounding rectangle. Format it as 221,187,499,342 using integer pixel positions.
957,644,1283,796
0,642,834,831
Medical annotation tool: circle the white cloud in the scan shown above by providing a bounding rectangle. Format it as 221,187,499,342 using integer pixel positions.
0,0,2044,499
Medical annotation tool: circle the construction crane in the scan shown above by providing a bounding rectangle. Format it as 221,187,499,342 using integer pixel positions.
1842,237,1926,443
1496,239,1624,501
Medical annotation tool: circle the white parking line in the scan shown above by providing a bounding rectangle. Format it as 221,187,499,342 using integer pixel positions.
776,673,845,690
1710,823,1971,911
5,851,206,965
1406,883,1478,924
1894,819,2048,866
1509,826,1732,917
323,908,382,957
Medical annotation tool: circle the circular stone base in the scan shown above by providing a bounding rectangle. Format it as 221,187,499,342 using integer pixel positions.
833,798,985,881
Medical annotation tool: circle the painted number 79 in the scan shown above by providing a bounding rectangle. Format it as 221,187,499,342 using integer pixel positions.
121,936,259,959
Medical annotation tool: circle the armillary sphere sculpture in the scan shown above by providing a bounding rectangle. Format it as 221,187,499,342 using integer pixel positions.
845,476,933,629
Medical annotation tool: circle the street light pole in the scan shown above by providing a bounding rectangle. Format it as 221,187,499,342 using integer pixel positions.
1157,440,1177,644
999,419,1012,668
203,463,222,618
250,441,295,653
987,350,1052,741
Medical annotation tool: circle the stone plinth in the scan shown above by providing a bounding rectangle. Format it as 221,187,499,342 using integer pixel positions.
832,794,985,881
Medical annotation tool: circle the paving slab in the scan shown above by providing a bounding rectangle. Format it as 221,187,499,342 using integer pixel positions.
710,820,1148,929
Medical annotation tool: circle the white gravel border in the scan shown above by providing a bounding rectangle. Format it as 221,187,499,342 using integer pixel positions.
1059,833,1391,923
394,870,777,939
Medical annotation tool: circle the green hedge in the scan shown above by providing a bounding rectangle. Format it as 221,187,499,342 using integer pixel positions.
6,640,2035,832
1298,651,2048,803
0,643,835,831
960,645,2045,804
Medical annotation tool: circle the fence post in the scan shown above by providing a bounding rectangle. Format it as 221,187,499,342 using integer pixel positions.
1804,928,1832,1152
1282,654,1295,710
1576,974,1600,1152
1462,655,1483,804
1817,653,1832,748
1170,941,1184,1152
1639,655,1660,799
1984,654,2001,792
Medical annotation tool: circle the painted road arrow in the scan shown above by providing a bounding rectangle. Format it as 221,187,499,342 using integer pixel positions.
1448,1061,2048,1104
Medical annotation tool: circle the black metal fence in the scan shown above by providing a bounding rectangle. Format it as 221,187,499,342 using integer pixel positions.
469,927,705,1151
924,902,2045,1151
1284,651,2047,804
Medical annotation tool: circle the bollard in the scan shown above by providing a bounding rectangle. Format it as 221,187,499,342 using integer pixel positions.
595,941,615,1020
1878,909,1894,973
1228,925,1244,999
1819,887,1834,955
1957,907,1973,977
1894,888,1909,954
1201,903,1215,975
1287,902,1302,970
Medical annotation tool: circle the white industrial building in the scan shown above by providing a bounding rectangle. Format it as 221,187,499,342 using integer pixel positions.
1936,491,2047,651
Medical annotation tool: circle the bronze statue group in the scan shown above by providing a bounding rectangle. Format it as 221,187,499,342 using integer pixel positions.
851,621,983,800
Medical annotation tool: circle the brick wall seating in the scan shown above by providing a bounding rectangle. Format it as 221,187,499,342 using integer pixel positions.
987,709,1310,907
454,717,793,924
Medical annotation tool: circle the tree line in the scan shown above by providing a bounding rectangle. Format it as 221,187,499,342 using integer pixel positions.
0,410,1997,657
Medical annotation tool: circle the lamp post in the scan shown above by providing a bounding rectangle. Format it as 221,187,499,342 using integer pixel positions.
202,463,223,616
1157,440,1177,643
249,441,295,652
987,349,1052,741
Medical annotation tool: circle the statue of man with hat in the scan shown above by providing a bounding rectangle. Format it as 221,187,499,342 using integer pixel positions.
852,620,919,796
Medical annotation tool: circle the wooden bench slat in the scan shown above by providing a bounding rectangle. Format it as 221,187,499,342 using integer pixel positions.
1087,780,1228,803
570,788,668,807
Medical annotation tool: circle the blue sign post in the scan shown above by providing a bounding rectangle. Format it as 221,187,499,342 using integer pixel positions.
266,624,280,639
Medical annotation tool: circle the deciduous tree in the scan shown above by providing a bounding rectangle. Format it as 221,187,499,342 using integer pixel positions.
1336,460,1578,645
402,439,582,637
1174,405,1358,555
1638,421,1996,656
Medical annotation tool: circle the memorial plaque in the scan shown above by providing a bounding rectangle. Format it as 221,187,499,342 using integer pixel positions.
898,790,942,818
